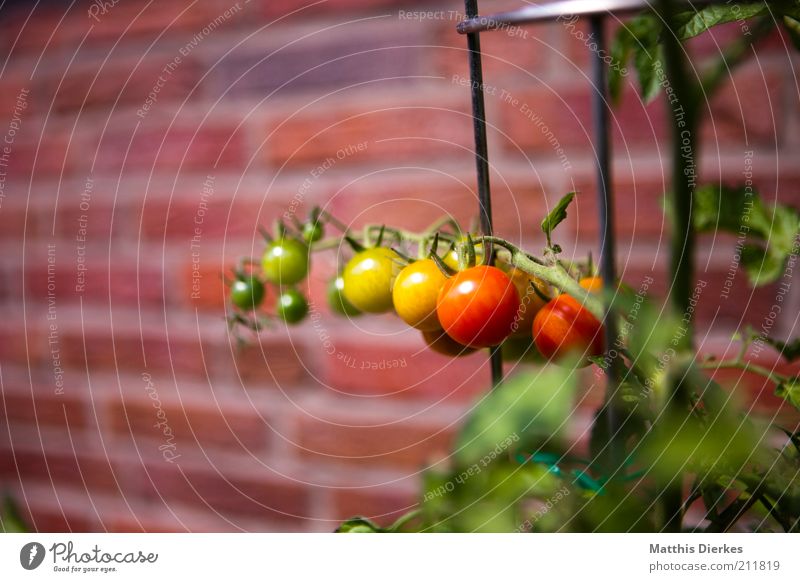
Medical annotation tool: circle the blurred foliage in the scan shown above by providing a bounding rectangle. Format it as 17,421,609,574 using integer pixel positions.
609,1,800,104
0,495,27,533
694,185,800,286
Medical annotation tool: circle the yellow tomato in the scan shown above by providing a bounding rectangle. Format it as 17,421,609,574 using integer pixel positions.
392,259,449,331
342,248,402,314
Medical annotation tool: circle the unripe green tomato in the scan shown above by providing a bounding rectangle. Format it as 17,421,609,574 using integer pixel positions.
327,276,362,317
230,276,265,310
262,238,309,286
342,248,402,314
277,289,309,324
303,222,325,244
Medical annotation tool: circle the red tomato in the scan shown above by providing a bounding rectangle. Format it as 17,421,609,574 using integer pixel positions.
422,329,477,358
436,265,520,349
532,294,604,365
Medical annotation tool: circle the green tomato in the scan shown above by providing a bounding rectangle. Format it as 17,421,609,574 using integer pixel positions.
277,288,309,324
327,276,361,317
342,247,402,314
302,221,324,244
230,276,265,310
262,238,309,286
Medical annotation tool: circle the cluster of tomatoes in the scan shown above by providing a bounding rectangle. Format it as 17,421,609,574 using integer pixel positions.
228,221,323,325
228,215,605,365
346,242,605,363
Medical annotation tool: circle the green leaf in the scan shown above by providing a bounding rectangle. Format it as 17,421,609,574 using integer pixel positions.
693,184,800,286
740,245,787,286
456,367,577,465
609,23,636,103
609,14,664,103
775,377,800,411
674,4,768,39
335,516,384,533
541,192,576,246
634,43,664,102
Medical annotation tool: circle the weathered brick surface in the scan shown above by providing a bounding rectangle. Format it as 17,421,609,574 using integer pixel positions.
1,0,797,533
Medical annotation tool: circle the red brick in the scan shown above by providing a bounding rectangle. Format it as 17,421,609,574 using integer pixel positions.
49,57,203,113
94,125,247,172
130,462,311,523
0,203,37,240
138,195,289,242
215,29,425,99
265,103,473,168
434,18,551,80
107,399,268,451
4,133,79,180
702,64,784,146
181,262,230,312
261,0,428,19
320,336,489,399
0,73,34,117
0,1,236,53
2,448,119,492
0,388,87,430
60,328,208,379
26,506,96,533
497,83,667,156
24,261,166,308
296,413,455,468
571,174,669,243
222,335,310,388
0,323,44,367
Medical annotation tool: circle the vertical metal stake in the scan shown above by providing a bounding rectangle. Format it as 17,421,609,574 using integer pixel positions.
463,0,503,388
589,15,624,469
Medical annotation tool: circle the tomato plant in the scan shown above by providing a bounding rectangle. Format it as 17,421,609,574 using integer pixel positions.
436,265,520,349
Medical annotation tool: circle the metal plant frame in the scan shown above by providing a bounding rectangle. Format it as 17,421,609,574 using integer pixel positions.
459,0,626,392
457,0,714,465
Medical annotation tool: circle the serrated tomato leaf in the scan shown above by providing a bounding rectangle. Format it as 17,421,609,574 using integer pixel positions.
541,192,576,246
693,184,800,286
775,377,800,411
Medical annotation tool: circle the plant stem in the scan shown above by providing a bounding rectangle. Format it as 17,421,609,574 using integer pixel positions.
479,236,605,321
655,0,700,533
698,360,786,386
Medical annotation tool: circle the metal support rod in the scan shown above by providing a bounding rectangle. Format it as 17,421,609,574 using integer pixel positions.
463,0,503,388
457,0,720,34
589,15,624,470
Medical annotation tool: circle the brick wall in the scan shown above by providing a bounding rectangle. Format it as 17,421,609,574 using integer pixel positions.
0,0,798,532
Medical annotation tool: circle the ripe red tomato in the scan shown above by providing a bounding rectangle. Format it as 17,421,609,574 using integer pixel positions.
436,265,520,349
422,329,477,358
532,294,603,365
